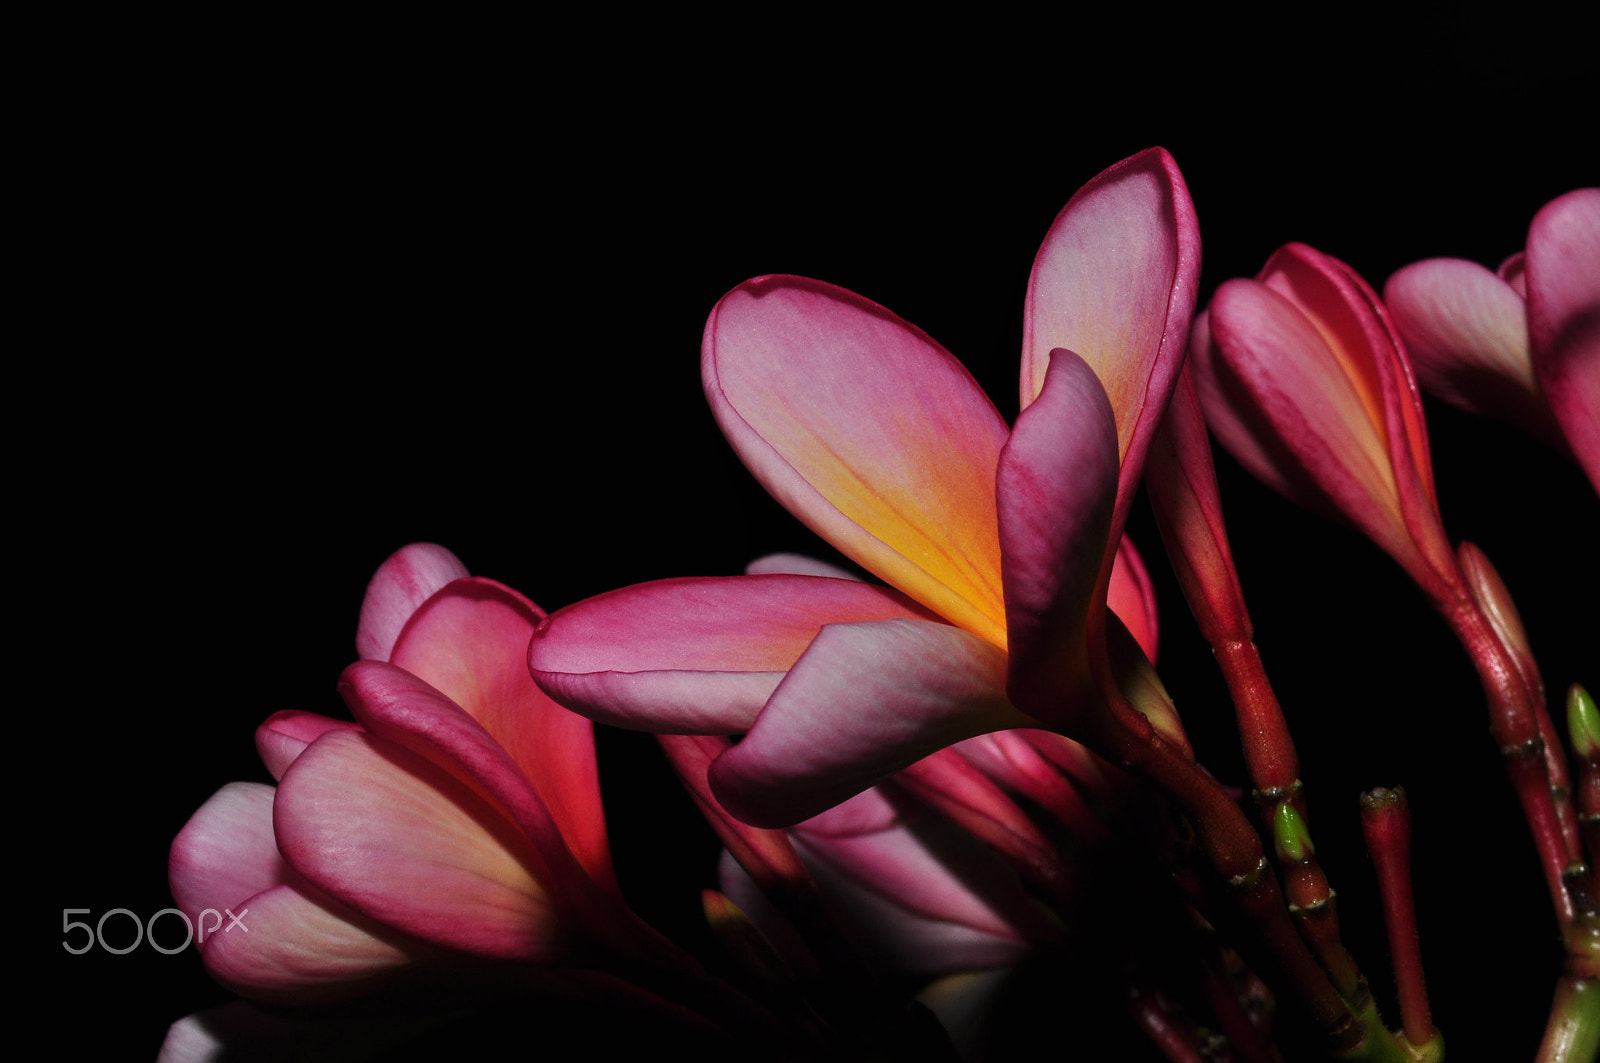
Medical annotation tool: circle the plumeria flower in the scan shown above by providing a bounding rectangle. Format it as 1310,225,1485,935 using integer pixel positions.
1383,187,1600,493
529,148,1199,828
1193,242,1465,606
163,544,659,1057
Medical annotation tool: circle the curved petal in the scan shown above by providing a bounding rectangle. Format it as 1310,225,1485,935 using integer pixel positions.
256,711,359,782
709,618,1034,827
1203,276,1448,596
704,275,1011,645
1107,536,1159,664
1022,147,1202,518
528,574,934,733
170,782,289,925
274,725,565,962
997,349,1119,727
389,577,611,891
1257,245,1457,589
201,881,418,1003
1383,258,1552,438
355,543,470,661
791,790,1045,973
1526,188,1600,492
744,552,861,580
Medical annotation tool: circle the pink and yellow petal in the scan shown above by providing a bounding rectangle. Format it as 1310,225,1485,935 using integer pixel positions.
273,726,565,962
704,275,1010,644
1022,147,1202,510
388,578,611,890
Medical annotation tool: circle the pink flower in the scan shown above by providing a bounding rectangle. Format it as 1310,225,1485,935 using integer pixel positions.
1383,188,1600,493
529,148,1199,827
1193,242,1463,605
166,544,633,1009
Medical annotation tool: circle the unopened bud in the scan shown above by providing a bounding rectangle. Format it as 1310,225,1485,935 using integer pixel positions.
1569,685,1600,761
1273,801,1314,863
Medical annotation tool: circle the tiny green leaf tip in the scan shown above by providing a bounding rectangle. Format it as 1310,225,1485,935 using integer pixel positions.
1273,800,1314,863
1570,684,1600,760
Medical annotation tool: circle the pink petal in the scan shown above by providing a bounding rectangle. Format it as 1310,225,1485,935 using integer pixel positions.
527,574,934,733
256,711,359,781
708,618,1033,827
744,552,861,580
1022,146,1202,522
1201,274,1452,600
389,577,612,892
704,275,1011,645
1144,367,1251,646
790,788,1046,973
1526,188,1600,492
200,881,418,1003
1383,258,1558,444
273,725,566,962
996,349,1119,727
355,543,470,661
1257,245,1456,588
169,782,290,927
1191,307,1307,504
1107,536,1159,663
159,1000,429,1063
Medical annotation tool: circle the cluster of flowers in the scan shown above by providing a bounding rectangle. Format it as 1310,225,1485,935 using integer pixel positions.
163,151,1597,1061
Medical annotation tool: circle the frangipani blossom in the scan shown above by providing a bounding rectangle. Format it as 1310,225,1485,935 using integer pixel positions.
1384,187,1600,493
1194,243,1463,605
166,545,636,1021
530,148,1199,828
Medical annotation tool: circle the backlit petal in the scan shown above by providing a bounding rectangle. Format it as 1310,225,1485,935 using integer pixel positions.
1022,147,1201,515
997,350,1119,727
528,574,934,733
709,618,1033,827
274,726,563,962
355,543,469,662
1383,257,1548,435
389,578,611,891
1526,188,1600,492
704,275,1010,644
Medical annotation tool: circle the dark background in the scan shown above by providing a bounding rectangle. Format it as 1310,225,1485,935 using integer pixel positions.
37,10,1595,1060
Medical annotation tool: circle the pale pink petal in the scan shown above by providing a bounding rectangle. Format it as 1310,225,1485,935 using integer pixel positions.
704,275,1011,645
355,543,469,661
273,726,564,962
1107,536,1159,663
744,552,861,580
169,783,289,927
528,574,934,734
201,882,418,1003
389,578,612,892
1022,147,1202,520
256,711,359,781
996,349,1119,727
1191,307,1307,504
1383,258,1558,443
1526,188,1600,492
709,618,1034,828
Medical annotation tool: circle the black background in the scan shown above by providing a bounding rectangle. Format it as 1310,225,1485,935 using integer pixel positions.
37,10,1595,1060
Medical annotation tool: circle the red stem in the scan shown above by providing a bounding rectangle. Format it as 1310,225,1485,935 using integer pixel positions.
1360,787,1434,1047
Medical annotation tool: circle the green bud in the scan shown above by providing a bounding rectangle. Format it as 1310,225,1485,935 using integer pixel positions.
1273,801,1314,864
1569,684,1600,760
